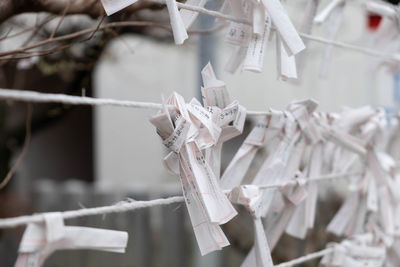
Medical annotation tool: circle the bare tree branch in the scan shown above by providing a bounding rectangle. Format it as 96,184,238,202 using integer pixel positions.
0,0,164,24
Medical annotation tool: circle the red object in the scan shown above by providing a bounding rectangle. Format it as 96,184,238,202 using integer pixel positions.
367,13,382,31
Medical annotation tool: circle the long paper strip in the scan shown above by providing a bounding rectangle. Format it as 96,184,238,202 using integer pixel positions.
151,92,237,255
220,116,269,190
165,0,189,45
180,0,208,29
243,13,272,73
15,212,128,267
276,33,298,79
179,151,230,255
261,0,305,55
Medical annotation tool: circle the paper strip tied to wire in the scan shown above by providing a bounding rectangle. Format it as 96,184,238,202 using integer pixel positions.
150,64,248,255
223,0,304,77
320,234,386,267
15,212,128,267
101,0,188,44
229,186,274,267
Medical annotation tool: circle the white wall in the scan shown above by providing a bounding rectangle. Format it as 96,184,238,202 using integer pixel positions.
94,36,199,189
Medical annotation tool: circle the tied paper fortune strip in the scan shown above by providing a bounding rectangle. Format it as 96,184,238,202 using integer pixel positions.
201,63,247,178
100,0,187,44
243,12,272,73
326,109,398,238
250,99,318,219
261,0,305,55
220,114,269,190
275,0,299,79
150,90,238,255
314,0,345,77
320,234,386,267
179,0,208,29
220,108,287,191
229,186,274,267
15,212,128,267
224,0,305,75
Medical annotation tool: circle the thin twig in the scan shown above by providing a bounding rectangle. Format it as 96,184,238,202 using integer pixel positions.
50,0,71,39
107,28,135,54
189,22,228,34
0,104,33,190
0,27,14,42
0,16,58,42
80,14,106,43
0,21,171,59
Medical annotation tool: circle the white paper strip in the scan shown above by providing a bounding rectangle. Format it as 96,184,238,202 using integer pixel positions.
313,0,345,24
100,0,138,15
318,1,345,77
243,13,272,73
261,0,305,55
276,33,298,79
225,22,252,46
327,192,360,236
252,2,266,36
201,63,230,108
220,116,268,190
225,46,248,73
15,212,128,267
179,154,230,255
165,0,189,45
251,218,274,267
180,0,208,29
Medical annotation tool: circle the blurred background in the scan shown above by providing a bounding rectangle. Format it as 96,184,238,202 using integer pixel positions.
0,0,399,266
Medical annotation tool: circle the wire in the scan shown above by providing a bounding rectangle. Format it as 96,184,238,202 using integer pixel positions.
0,171,357,229
257,171,360,189
0,88,271,116
275,247,335,267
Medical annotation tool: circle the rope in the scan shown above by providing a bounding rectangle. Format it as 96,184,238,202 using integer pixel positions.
0,171,356,229
0,88,271,116
257,171,360,189
275,247,335,267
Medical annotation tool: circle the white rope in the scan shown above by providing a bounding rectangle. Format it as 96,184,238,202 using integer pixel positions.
275,247,335,267
0,89,164,110
258,171,360,189
0,171,357,229
0,88,270,116
0,196,185,229
298,31,400,63
159,0,400,63
1,89,394,118
1,89,395,119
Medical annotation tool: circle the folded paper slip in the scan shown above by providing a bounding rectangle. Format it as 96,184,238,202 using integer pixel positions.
15,212,128,267
100,0,188,44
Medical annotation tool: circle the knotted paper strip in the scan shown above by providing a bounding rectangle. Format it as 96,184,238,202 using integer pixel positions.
243,12,272,73
201,63,246,177
100,0,188,44
229,186,274,267
150,92,238,255
15,212,128,267
320,235,386,267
